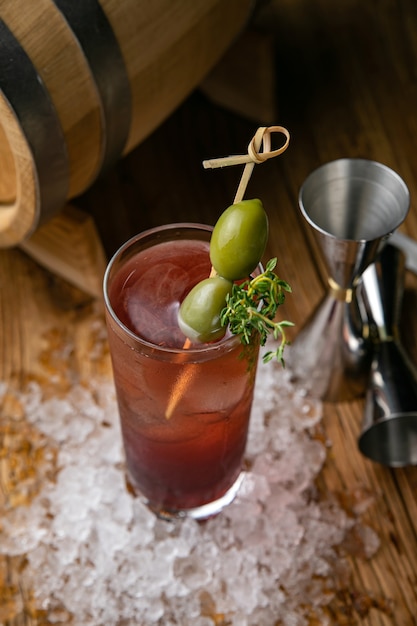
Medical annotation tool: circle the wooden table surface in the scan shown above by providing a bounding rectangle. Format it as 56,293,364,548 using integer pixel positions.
2,1,417,624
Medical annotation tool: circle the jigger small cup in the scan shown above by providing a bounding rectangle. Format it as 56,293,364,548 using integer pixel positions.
358,341,417,467
289,158,410,402
359,244,417,466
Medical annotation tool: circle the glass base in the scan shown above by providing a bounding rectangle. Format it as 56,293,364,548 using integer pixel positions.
137,472,247,522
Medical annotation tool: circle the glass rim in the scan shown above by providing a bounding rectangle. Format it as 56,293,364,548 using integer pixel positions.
103,222,242,356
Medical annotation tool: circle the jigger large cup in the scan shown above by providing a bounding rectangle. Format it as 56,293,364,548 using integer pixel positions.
289,158,410,401
359,244,417,466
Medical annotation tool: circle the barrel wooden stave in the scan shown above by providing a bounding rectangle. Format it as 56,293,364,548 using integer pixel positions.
104,0,253,154
0,0,253,247
1,0,103,198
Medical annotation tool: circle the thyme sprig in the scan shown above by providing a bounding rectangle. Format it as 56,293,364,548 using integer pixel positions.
220,258,293,365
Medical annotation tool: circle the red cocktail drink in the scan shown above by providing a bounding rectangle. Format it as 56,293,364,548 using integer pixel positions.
104,224,259,519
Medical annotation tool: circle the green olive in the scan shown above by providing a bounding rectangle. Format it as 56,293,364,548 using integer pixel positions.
210,198,268,280
178,276,233,343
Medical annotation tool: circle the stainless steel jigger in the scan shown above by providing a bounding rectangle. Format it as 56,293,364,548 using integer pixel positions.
358,244,417,466
288,158,410,401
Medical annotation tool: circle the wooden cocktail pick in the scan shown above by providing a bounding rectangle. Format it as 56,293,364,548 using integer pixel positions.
165,125,290,419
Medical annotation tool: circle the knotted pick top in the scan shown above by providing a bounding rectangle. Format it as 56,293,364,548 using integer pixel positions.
202,125,290,204
202,126,290,169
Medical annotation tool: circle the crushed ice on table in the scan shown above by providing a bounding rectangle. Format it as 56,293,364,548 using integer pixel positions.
0,344,380,626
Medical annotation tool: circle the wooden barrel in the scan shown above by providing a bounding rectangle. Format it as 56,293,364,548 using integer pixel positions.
0,0,253,247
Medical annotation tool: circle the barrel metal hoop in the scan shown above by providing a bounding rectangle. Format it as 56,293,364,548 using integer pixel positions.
53,0,132,176
0,19,69,227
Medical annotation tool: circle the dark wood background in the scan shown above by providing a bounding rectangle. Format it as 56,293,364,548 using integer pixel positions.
2,1,417,624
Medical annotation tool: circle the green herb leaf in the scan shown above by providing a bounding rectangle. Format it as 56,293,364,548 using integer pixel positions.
220,258,294,365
